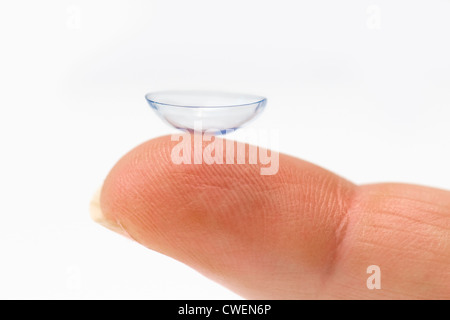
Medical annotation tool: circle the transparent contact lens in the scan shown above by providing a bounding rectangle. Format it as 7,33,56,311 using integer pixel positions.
145,91,267,134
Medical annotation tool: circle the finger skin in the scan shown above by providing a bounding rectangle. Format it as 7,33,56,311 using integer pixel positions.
98,135,450,299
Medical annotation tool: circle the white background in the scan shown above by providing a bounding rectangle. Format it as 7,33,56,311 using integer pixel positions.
0,0,449,299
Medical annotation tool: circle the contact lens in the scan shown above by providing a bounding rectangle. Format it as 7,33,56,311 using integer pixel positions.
145,91,267,134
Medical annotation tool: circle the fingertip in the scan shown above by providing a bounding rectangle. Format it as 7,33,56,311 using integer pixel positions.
90,185,133,240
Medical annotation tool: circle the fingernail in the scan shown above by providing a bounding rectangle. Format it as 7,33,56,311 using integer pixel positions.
90,186,133,240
